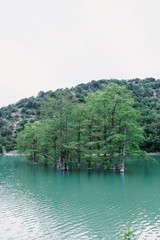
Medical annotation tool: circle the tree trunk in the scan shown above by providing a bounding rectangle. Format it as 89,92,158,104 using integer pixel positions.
120,128,127,173
110,146,116,170
63,120,68,171
88,123,92,170
77,123,81,166
33,151,37,162
110,111,116,170
58,126,62,167
31,150,38,165
117,146,122,169
61,161,68,171
53,137,57,167
104,125,107,158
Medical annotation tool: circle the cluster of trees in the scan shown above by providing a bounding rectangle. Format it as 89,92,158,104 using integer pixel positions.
1,78,160,154
72,78,160,152
17,83,150,172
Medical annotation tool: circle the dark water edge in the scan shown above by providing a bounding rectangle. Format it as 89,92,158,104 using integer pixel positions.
0,155,160,239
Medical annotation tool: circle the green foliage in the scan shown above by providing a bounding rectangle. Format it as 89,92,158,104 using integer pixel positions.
29,119,35,123
16,84,150,171
119,227,135,240
1,127,12,137
19,119,28,129
0,78,160,154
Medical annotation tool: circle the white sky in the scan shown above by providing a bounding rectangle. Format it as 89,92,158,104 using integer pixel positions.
0,0,160,107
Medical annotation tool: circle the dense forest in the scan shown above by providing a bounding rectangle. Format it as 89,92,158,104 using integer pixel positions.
0,78,160,159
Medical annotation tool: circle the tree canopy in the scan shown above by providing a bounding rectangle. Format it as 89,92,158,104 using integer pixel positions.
17,83,151,172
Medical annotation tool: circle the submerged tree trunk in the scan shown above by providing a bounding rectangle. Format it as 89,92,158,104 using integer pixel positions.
30,150,38,165
63,120,68,171
110,111,116,170
58,126,62,168
120,128,127,173
53,137,57,167
33,151,37,162
117,146,122,169
44,150,49,165
77,123,81,167
109,139,116,170
103,125,107,159
110,146,116,170
87,123,92,170
30,138,38,165
61,160,68,171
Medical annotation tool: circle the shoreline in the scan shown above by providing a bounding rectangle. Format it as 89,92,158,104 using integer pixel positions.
148,152,160,156
1,152,160,157
0,151,18,156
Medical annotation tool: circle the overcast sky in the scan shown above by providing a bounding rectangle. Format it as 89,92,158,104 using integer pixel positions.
0,0,160,107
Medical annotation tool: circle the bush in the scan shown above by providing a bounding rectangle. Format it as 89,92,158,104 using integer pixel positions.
119,227,135,240
29,119,35,123
19,120,28,129
1,127,12,137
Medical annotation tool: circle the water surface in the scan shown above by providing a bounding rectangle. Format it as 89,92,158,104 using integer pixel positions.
0,156,160,239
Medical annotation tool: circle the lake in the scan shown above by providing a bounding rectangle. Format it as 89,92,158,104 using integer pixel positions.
0,156,160,239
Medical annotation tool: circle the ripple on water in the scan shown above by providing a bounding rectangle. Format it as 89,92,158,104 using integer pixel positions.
1,156,160,239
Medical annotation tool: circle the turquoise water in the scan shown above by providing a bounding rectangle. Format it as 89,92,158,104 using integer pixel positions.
0,156,160,239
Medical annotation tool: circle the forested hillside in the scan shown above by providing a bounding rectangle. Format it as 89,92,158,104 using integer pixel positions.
0,78,160,153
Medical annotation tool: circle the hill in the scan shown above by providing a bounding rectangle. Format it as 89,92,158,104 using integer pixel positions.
0,78,160,153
